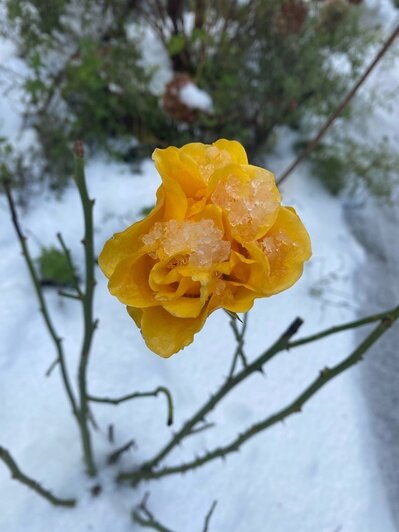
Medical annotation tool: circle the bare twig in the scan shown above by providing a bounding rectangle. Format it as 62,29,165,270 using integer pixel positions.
89,386,174,426
202,500,217,532
58,290,81,301
277,23,399,185
107,439,136,465
132,493,175,532
0,446,76,507
120,305,399,484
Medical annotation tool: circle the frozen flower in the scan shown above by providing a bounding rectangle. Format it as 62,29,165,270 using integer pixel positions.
99,140,311,357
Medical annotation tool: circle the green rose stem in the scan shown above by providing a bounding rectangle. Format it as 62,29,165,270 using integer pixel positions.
0,446,76,507
73,140,97,477
3,180,80,431
88,386,174,427
118,306,399,484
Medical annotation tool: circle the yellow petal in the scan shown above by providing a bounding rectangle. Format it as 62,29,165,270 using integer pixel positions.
213,139,248,165
162,296,206,318
153,147,205,198
126,306,143,327
108,253,155,307
139,306,208,357
99,189,164,279
259,206,312,295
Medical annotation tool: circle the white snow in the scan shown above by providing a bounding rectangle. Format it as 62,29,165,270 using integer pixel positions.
1,2,399,531
179,82,213,112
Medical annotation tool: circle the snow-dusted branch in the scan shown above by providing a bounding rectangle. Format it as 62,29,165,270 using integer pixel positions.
0,446,76,508
89,386,174,426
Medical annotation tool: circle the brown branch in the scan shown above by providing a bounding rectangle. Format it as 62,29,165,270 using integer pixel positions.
277,23,399,185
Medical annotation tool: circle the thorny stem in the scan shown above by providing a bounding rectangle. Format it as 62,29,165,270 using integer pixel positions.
228,313,248,377
119,306,399,484
117,318,304,482
277,23,399,185
73,141,97,476
3,181,79,422
89,386,174,426
0,446,76,507
132,493,174,532
287,308,397,349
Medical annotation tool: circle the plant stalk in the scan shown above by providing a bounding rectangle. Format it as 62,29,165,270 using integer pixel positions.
73,141,97,476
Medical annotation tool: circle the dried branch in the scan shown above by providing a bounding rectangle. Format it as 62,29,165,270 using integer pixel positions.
120,305,399,484
89,386,174,426
277,23,399,185
0,446,76,507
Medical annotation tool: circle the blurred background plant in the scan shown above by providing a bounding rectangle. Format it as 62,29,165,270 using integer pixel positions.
0,0,397,197
36,245,78,288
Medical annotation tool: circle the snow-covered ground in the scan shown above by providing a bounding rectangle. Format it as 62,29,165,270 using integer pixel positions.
1,2,399,531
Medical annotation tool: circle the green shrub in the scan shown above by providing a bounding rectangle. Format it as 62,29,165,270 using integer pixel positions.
2,0,392,198
36,246,78,287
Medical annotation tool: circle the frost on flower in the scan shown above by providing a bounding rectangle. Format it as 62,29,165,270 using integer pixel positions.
99,139,311,357
142,219,231,268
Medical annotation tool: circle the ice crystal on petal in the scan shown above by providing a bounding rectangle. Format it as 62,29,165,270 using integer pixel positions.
211,170,280,239
199,146,232,182
260,230,296,261
142,219,231,268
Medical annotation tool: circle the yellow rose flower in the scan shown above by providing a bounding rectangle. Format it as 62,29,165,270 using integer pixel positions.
99,139,311,357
